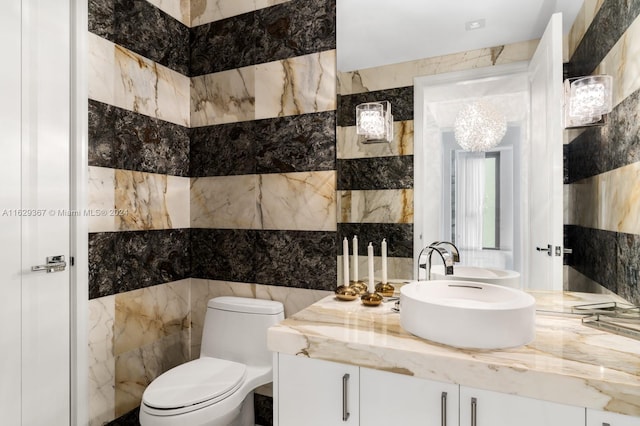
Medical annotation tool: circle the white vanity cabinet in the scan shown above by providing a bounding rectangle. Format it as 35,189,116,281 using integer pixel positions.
587,408,640,426
360,367,459,426
459,386,585,426
276,354,359,426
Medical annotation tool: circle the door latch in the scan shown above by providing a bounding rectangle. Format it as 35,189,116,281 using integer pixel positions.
536,244,552,256
32,255,67,273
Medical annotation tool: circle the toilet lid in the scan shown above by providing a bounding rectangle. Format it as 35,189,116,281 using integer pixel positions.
142,357,247,410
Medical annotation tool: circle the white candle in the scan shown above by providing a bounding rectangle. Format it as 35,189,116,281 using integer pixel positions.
381,238,387,284
342,237,349,286
367,242,375,293
352,236,358,282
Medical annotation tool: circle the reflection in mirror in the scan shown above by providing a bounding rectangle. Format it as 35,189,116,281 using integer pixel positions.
414,64,532,287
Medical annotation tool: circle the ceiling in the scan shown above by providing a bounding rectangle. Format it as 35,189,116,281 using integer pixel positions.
336,0,584,71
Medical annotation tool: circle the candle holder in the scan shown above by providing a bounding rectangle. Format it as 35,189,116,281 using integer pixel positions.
349,280,368,295
375,282,395,297
335,285,358,301
360,291,383,307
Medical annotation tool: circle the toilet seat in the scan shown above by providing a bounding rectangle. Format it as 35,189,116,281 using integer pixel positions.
142,357,247,415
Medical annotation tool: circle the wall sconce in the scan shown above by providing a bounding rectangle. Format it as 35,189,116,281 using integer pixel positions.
453,100,507,152
564,75,613,128
355,101,393,143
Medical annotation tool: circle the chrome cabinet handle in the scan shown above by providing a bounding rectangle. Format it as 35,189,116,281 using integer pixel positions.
31,255,66,273
342,373,350,422
471,397,477,426
441,392,447,426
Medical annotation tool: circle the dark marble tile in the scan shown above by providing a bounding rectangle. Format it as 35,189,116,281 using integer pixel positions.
114,107,190,177
89,100,116,169
191,112,336,177
568,0,640,77
338,86,414,127
106,407,140,425
255,111,336,174
190,12,257,76
337,156,414,190
338,223,413,259
566,89,640,183
112,0,190,75
255,394,273,426
565,225,618,295
190,122,258,177
88,0,114,39
254,0,336,66
616,232,640,306
115,229,191,294
254,230,337,290
191,228,257,283
89,232,118,299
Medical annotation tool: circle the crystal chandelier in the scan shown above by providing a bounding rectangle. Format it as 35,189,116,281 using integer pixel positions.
454,101,507,152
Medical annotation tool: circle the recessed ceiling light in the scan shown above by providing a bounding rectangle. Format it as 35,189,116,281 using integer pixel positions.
465,19,486,31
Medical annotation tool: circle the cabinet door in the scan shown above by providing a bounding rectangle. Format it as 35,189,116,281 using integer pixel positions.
360,367,459,426
277,354,359,426
460,386,584,426
587,408,640,426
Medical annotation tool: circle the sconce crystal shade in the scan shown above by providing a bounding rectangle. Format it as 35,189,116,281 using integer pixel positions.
356,101,393,143
564,75,613,127
454,101,507,152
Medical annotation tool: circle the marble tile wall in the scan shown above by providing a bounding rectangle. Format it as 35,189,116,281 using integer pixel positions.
336,39,538,284
87,0,336,423
564,1,640,305
189,0,338,292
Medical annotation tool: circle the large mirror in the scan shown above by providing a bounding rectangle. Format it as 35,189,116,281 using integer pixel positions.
337,1,586,291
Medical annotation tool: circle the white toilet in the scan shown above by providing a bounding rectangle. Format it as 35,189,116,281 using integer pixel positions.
139,296,284,426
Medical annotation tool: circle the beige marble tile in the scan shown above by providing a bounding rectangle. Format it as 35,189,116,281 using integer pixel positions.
88,296,115,426
255,50,336,120
338,40,537,95
113,44,190,127
115,170,171,231
166,175,191,228
338,189,413,224
113,279,190,356
190,175,258,229
337,121,414,159
114,170,189,231
88,166,116,233
190,66,255,127
190,0,291,27
146,0,191,26
88,33,115,106
571,162,640,234
115,330,190,417
259,171,337,231
595,13,640,109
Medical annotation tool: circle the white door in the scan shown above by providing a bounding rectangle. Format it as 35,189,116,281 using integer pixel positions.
1,0,72,424
528,13,564,290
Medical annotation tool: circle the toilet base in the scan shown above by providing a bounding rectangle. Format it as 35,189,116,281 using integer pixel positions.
140,391,256,426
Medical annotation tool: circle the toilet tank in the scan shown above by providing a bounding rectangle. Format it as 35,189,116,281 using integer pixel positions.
200,297,284,368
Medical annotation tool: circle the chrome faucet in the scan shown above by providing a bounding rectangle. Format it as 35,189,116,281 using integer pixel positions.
430,241,460,263
417,241,460,281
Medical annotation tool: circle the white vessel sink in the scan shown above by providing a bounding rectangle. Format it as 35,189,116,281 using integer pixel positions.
400,280,535,349
431,265,520,288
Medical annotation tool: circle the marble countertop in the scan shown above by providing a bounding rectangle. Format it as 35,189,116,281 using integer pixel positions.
267,289,640,417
